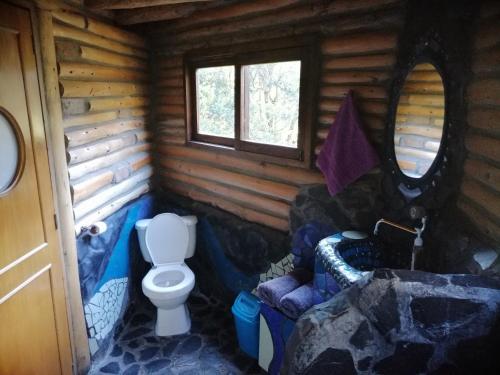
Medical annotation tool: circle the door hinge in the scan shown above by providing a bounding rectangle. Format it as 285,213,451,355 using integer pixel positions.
53,213,58,230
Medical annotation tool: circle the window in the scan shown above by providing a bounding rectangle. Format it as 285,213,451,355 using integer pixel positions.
185,37,318,166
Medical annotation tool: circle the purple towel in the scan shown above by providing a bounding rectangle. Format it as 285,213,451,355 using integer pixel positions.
279,282,314,320
256,268,312,308
316,90,379,196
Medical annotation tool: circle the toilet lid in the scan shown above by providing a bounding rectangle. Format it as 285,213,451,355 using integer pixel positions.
145,213,189,266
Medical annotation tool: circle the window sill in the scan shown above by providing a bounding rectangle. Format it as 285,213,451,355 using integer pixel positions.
186,140,312,169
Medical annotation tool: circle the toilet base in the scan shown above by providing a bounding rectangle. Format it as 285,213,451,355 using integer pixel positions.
155,304,191,336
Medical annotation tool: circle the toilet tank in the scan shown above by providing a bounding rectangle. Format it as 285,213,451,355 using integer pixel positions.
182,215,197,259
135,215,197,263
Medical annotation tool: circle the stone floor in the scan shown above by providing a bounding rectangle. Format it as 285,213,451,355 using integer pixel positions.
89,291,264,374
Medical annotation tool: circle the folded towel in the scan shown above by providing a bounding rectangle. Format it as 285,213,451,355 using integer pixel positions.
279,282,314,320
316,90,379,196
256,268,312,307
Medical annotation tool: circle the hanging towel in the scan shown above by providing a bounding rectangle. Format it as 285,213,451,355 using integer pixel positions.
256,268,312,308
316,90,379,196
279,282,315,320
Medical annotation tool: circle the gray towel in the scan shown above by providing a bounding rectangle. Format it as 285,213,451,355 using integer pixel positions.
256,268,312,307
279,282,314,320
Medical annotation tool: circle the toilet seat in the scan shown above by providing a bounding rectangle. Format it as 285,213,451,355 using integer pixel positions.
142,264,194,300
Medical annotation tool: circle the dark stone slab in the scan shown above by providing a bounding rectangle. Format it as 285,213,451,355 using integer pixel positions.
128,340,139,349
122,364,140,375
145,359,171,372
162,340,179,357
177,336,202,355
373,342,433,375
357,356,372,371
304,349,356,375
349,320,373,349
450,275,500,289
368,287,400,336
411,297,482,337
145,336,158,344
139,347,159,361
100,362,121,374
123,352,135,365
122,327,150,340
131,313,151,326
385,269,448,286
110,344,123,357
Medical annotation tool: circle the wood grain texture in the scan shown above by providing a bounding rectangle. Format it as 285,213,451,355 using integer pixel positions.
151,0,403,231
458,2,500,243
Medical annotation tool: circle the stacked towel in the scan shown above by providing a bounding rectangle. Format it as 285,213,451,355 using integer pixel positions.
256,268,312,307
280,282,314,320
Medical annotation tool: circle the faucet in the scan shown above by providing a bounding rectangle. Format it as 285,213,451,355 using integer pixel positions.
373,206,427,271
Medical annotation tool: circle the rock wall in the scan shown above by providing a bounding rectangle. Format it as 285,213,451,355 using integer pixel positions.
284,269,500,374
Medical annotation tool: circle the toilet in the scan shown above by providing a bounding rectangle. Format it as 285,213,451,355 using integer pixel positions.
135,213,198,336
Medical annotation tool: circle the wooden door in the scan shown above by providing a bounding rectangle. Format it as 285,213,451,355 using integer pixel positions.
0,2,73,374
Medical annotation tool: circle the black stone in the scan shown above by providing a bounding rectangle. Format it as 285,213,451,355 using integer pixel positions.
349,320,373,349
139,347,159,361
450,275,500,290
368,287,401,336
110,344,123,357
128,340,139,349
145,336,158,344
392,269,449,286
162,340,179,357
303,348,356,375
411,297,482,337
122,327,150,340
177,336,202,355
100,362,121,374
145,359,171,372
357,356,372,371
123,352,135,365
131,313,151,326
373,342,434,375
122,364,140,375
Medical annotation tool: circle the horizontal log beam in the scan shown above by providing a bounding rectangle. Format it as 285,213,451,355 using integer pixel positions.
86,0,213,9
52,10,146,48
159,158,298,202
71,170,114,203
157,144,324,185
58,62,148,82
89,96,149,112
161,169,290,218
65,119,145,147
322,31,398,56
63,111,118,129
115,2,208,25
74,166,153,220
68,144,151,180
53,22,147,58
163,181,289,231
60,80,147,97
75,182,150,234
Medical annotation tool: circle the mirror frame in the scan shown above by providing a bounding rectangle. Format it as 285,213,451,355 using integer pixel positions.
385,36,453,200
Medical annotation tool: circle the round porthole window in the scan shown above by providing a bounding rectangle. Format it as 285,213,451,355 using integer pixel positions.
0,108,25,195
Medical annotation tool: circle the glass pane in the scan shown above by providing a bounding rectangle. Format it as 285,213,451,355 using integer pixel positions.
394,62,445,178
196,66,235,138
242,61,301,148
0,112,20,193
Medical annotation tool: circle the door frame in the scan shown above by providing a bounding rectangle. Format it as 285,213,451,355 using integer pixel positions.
6,0,91,373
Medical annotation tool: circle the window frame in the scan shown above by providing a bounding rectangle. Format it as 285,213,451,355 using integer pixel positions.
184,36,319,168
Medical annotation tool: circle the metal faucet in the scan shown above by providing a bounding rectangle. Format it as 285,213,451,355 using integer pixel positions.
373,206,427,271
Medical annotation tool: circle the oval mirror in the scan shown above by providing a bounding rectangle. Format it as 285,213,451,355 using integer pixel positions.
394,63,445,178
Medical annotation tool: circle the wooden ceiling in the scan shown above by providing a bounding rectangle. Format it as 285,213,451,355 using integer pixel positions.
84,0,223,25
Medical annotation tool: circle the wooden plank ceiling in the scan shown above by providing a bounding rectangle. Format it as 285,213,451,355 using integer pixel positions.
84,0,224,25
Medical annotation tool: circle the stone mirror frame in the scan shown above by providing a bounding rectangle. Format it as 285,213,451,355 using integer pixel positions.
385,45,452,202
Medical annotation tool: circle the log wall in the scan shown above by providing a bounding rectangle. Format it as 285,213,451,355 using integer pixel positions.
459,1,500,243
51,9,152,234
150,0,407,231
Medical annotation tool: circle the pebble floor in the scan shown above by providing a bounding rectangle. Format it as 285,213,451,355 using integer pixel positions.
89,291,264,374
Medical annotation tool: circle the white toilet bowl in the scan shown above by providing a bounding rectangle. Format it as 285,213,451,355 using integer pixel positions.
142,263,195,336
136,213,198,336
